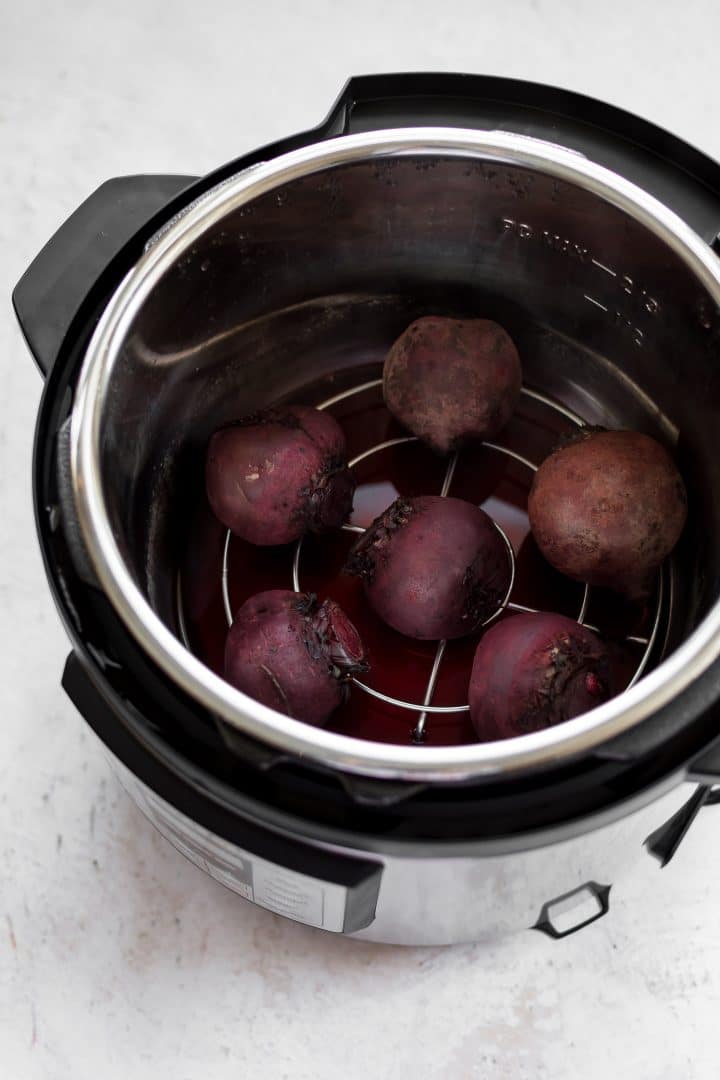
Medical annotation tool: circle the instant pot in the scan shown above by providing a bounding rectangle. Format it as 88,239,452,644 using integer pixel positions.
14,73,720,945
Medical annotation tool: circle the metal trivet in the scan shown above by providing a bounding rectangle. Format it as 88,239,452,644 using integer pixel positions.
208,378,669,744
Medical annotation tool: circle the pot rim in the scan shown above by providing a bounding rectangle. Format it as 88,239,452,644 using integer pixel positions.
70,127,720,782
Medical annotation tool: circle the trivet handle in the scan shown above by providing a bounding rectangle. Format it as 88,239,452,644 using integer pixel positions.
13,174,196,378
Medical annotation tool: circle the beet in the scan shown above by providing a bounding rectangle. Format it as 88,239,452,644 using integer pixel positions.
224,590,367,725
469,613,613,740
528,428,687,597
345,495,511,640
206,405,355,545
383,316,522,455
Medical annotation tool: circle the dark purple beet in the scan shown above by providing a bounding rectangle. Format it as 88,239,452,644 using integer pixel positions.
383,316,522,455
224,590,367,725
528,428,687,597
206,405,355,545
469,612,614,741
345,495,511,640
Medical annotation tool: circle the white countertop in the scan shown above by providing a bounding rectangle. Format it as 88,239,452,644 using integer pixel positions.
3,2,720,1076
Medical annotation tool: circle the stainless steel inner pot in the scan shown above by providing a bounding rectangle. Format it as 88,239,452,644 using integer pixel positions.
69,128,720,782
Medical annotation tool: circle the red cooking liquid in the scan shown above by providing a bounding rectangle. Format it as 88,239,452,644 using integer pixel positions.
179,368,654,746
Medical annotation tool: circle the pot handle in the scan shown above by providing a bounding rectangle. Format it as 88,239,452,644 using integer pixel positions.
326,71,633,136
326,74,720,242
638,730,720,866
644,785,720,867
326,72,519,135
12,173,196,378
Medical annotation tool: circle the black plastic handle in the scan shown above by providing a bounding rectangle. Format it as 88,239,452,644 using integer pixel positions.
328,73,720,243
644,786,718,867
13,173,196,378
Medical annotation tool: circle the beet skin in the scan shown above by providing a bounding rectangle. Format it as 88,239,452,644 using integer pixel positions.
469,613,613,741
224,590,367,725
345,495,511,640
383,316,522,455
206,405,355,545
528,429,687,597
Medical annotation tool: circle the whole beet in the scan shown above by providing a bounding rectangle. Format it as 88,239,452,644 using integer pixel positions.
206,405,355,545
383,316,522,455
345,495,511,640
528,429,687,597
469,613,613,741
224,590,367,725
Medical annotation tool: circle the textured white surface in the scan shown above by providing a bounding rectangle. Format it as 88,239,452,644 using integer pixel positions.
3,1,720,1077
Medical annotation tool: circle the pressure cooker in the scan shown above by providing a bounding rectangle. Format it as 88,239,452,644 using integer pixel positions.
14,73,720,944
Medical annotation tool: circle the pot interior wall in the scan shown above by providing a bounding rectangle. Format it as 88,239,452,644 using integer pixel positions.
94,153,720,668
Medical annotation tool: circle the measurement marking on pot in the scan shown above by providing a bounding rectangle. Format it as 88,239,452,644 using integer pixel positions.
614,310,645,347
621,275,660,314
502,220,660,315
501,218,588,261
583,295,646,345
501,217,534,239
541,230,588,261
591,258,617,277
